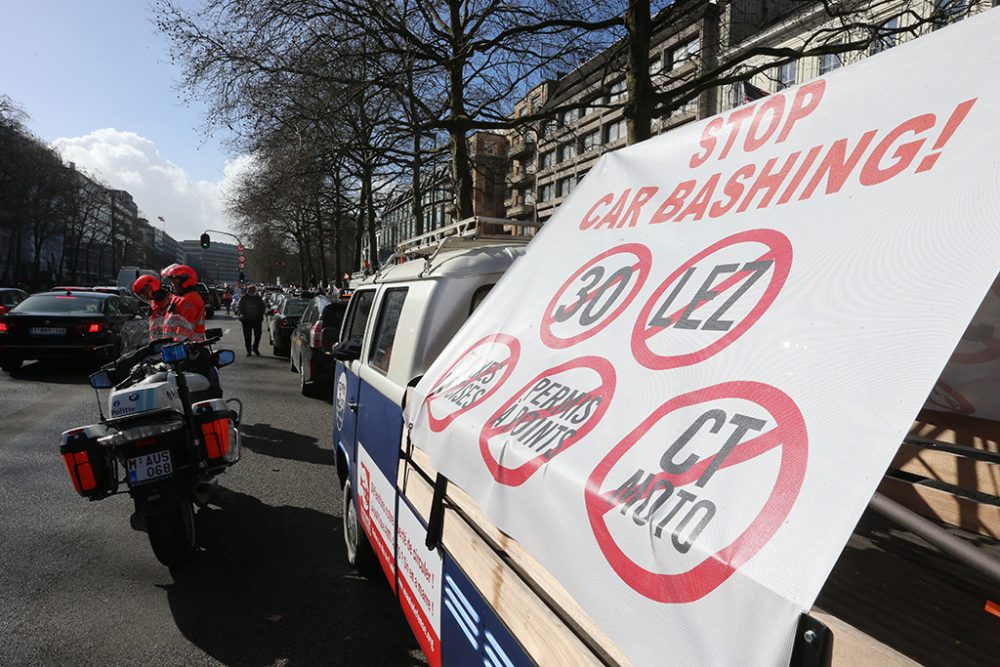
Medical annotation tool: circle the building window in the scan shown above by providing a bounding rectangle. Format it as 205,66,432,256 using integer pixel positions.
935,0,967,27
540,151,554,169
604,119,626,144
523,189,534,205
560,107,579,125
775,61,797,90
538,182,554,202
871,17,899,54
649,53,664,76
606,79,627,104
581,130,600,152
818,50,842,75
582,98,602,117
558,142,576,163
530,94,541,112
670,38,700,70
669,97,698,118
556,177,574,198
542,121,558,138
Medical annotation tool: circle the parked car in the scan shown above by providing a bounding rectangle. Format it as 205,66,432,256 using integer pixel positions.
289,295,348,396
268,297,307,356
0,291,137,371
0,288,28,316
93,286,147,316
194,282,216,319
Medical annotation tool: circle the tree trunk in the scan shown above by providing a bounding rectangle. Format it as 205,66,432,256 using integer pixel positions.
448,0,473,220
625,0,653,145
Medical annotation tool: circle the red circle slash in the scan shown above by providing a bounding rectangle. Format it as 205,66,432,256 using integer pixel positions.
424,333,521,432
585,381,807,603
631,229,791,370
480,356,616,486
541,244,652,349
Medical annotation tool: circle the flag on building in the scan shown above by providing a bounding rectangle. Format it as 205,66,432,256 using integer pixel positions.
743,81,768,102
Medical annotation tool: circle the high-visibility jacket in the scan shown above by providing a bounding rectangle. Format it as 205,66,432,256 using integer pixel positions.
148,296,177,341
164,290,206,342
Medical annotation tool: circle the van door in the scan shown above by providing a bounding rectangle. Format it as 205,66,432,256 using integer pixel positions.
334,288,377,468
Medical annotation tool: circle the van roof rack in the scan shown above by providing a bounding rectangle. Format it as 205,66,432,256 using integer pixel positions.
395,216,538,258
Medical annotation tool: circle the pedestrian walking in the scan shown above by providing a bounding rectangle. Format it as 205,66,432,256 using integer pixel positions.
236,284,265,356
222,286,233,314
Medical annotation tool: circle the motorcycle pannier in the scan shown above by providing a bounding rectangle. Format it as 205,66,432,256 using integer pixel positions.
192,399,235,466
60,424,116,499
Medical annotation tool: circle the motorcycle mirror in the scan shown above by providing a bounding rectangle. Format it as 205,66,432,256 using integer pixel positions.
214,349,236,367
89,370,113,389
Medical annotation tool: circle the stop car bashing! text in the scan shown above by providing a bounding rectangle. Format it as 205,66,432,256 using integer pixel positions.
576,79,977,229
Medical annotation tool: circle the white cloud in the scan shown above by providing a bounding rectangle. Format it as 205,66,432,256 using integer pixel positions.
51,128,251,243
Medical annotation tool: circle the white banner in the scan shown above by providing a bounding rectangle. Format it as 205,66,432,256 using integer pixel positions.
407,10,1000,666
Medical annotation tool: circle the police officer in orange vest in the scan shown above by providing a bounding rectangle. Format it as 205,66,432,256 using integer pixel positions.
131,275,176,341
161,264,206,343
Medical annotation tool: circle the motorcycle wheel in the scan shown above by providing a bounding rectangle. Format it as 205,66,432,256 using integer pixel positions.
342,478,378,579
146,500,196,567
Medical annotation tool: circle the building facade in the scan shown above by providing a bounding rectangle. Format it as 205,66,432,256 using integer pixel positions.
181,240,239,286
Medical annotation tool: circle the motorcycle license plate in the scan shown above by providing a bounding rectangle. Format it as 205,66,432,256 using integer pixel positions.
29,327,66,335
126,450,173,485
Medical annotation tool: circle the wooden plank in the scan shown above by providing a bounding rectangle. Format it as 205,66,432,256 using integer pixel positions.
810,611,918,667
402,461,612,667
909,411,1000,454
877,476,1000,539
890,444,1000,497
404,448,629,665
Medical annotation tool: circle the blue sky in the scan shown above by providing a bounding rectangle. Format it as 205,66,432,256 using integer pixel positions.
0,0,246,241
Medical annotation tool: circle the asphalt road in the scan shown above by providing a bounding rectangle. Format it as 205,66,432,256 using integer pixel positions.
0,314,424,666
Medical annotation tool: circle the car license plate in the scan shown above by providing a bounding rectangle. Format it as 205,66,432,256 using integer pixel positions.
29,327,66,335
126,450,173,485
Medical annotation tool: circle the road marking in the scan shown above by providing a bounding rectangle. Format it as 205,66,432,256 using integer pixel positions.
224,328,231,335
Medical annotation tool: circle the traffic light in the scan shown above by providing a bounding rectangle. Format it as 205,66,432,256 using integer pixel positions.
239,271,245,283
200,233,211,249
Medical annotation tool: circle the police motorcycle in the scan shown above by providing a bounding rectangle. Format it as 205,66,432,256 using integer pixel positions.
59,328,242,567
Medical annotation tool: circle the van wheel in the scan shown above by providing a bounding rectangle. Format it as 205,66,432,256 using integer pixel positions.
343,478,378,578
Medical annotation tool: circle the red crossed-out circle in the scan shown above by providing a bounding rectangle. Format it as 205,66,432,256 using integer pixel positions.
541,243,652,349
424,333,521,433
632,229,791,370
480,356,616,486
585,381,807,603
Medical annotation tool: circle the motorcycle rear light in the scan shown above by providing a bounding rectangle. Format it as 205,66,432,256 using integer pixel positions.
60,425,116,499
310,321,323,348
62,450,97,492
193,399,234,466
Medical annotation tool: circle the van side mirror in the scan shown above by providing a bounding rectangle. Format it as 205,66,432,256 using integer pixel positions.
321,327,340,354
332,339,362,362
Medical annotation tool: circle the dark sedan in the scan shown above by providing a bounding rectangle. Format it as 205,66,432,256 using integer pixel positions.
0,291,137,372
268,297,307,356
289,295,348,396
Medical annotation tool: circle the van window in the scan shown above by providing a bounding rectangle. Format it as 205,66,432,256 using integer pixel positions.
343,289,376,342
470,284,494,314
369,288,408,374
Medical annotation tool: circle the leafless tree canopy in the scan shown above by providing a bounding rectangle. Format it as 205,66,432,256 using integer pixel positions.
154,0,988,274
